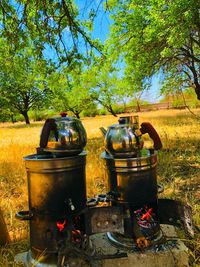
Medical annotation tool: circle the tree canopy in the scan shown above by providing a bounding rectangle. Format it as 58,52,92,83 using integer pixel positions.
0,0,200,123
0,0,106,123
0,0,104,65
108,0,200,99
48,63,94,118
0,41,52,124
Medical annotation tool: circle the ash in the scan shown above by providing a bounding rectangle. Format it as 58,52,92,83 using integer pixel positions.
148,239,179,253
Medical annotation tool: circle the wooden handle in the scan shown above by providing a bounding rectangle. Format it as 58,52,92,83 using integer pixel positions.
39,119,58,148
140,122,162,150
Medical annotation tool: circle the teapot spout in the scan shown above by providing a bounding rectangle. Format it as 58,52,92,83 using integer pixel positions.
99,127,107,137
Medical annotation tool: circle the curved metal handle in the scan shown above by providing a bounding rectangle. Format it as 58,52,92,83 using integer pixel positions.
39,118,58,148
140,122,162,150
15,211,33,221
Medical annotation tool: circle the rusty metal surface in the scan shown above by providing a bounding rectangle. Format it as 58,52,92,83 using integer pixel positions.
101,152,158,206
115,168,158,205
85,206,124,235
101,151,157,170
158,198,194,236
24,153,87,215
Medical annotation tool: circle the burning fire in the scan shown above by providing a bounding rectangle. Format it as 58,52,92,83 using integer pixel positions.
140,208,153,221
56,220,67,232
134,205,158,230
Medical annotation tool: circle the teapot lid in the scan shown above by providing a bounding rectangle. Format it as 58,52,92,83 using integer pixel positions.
118,115,139,125
108,115,139,129
53,112,80,123
60,112,68,117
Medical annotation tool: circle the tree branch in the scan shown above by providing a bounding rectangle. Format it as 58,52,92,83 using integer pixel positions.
61,0,103,55
180,47,200,63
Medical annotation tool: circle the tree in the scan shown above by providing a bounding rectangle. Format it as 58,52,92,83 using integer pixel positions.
49,65,94,118
0,98,17,123
108,0,200,99
85,58,127,116
0,1,106,122
0,43,51,124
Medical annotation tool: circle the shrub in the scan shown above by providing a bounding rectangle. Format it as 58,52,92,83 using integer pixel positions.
98,109,108,115
82,103,98,117
113,104,126,114
29,109,57,121
172,99,185,109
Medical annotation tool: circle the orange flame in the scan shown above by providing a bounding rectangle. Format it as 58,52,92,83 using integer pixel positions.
56,220,67,232
140,208,153,221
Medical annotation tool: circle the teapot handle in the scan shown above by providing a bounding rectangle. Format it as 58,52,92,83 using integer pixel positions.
40,118,58,148
140,122,162,150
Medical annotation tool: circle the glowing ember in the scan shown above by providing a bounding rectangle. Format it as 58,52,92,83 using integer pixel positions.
72,230,81,243
141,208,153,221
56,220,67,232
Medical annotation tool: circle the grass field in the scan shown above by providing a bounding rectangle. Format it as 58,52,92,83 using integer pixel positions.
0,109,200,266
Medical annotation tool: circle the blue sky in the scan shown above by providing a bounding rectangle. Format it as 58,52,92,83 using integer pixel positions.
142,76,162,103
75,0,111,41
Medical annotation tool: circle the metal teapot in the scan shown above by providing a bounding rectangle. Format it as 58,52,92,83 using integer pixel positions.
100,115,162,158
39,113,87,155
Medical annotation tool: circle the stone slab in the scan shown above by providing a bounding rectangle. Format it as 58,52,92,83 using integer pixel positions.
15,225,189,267
90,225,189,267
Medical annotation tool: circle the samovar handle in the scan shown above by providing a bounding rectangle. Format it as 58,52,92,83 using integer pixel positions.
140,122,162,150
39,118,58,148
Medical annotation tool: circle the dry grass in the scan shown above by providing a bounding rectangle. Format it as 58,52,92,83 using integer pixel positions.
0,109,200,266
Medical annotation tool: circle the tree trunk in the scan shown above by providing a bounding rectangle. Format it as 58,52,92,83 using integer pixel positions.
136,100,141,112
189,63,200,100
107,105,117,117
0,209,10,245
22,111,30,124
74,112,80,119
122,100,127,113
194,83,200,100
10,114,15,124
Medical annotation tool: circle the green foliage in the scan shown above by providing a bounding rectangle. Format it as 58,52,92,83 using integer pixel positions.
1,0,199,123
0,41,51,124
0,0,103,65
81,103,98,117
160,83,200,108
98,108,108,115
0,0,105,123
171,99,185,109
112,103,126,114
84,55,134,117
48,63,94,118
108,0,200,100
0,109,14,123
28,109,56,122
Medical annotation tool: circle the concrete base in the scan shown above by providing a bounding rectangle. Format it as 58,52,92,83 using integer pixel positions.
90,225,189,267
15,225,189,267
15,251,56,267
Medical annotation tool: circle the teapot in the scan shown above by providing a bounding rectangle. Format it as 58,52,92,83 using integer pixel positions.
39,113,87,155
100,115,162,158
